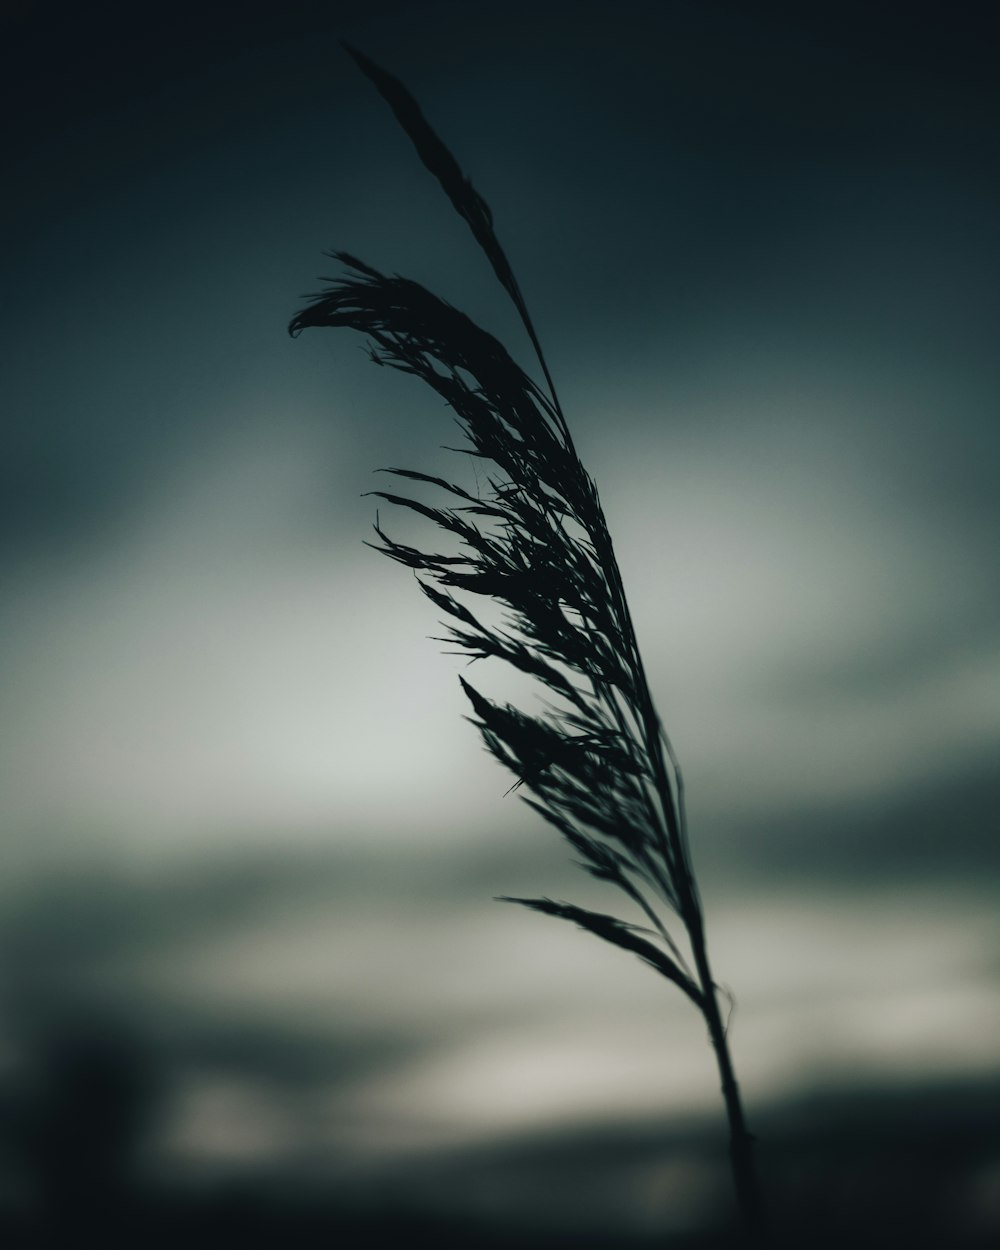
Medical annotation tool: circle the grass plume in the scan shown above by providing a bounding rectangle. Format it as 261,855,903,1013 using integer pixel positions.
290,42,765,1242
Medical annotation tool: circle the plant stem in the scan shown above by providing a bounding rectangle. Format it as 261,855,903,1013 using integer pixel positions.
600,528,766,1239
688,911,766,1244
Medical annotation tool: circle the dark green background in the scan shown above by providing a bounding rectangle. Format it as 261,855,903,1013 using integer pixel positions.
2,3,997,1245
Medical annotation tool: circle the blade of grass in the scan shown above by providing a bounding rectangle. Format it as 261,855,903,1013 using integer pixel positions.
291,45,766,1244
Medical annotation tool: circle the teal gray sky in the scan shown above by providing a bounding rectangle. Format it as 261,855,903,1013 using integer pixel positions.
2,2,998,1240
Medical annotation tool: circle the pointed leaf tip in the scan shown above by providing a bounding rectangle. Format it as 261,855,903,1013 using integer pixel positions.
497,897,704,1009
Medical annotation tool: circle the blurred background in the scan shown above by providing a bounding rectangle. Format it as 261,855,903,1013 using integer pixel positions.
2,1,998,1245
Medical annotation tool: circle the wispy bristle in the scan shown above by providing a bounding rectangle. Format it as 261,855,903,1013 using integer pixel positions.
288,48,694,979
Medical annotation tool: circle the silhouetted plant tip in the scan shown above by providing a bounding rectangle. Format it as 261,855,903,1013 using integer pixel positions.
291,43,766,1244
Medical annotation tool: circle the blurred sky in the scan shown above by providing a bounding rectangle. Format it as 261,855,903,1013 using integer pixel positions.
2,0,999,1238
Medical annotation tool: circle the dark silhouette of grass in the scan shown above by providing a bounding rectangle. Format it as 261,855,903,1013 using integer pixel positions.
291,43,764,1242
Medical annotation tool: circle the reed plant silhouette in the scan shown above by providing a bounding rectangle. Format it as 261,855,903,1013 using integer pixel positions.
291,44,765,1243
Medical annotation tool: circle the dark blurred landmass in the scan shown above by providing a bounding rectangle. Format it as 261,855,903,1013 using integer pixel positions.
0,1023,996,1248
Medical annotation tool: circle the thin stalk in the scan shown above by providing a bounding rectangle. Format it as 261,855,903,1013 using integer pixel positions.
610,529,766,1241
688,909,766,1243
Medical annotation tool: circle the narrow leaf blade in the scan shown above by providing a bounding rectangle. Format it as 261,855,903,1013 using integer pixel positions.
498,897,703,1008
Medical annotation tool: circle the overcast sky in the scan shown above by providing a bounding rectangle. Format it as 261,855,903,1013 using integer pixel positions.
2,2,998,1239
